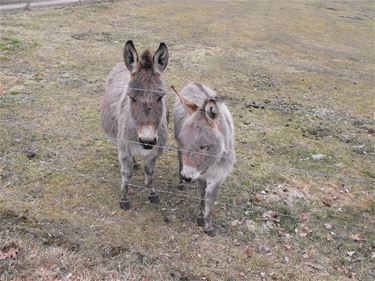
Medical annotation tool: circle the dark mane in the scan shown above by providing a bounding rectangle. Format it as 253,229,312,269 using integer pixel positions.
140,49,153,69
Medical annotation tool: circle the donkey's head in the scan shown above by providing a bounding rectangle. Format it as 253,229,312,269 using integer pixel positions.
123,40,169,149
176,94,226,182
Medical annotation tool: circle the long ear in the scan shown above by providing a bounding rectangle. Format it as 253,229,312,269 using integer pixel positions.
171,85,198,115
153,43,169,74
204,99,219,126
123,40,138,73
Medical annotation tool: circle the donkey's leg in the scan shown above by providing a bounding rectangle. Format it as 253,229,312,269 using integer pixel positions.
144,155,159,203
197,178,206,227
203,182,221,236
177,150,184,190
118,149,134,210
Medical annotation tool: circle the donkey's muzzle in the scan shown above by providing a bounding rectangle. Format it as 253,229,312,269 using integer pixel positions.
181,175,192,182
139,137,157,150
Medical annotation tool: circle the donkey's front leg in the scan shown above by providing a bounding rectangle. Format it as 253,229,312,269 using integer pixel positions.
177,150,184,190
197,178,206,227
144,155,159,203
202,182,221,236
119,149,134,210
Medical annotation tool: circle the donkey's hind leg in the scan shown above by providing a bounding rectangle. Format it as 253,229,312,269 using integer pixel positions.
144,155,159,203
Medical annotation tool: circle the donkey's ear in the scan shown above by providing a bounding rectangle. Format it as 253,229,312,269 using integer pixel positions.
123,40,139,73
171,86,198,115
204,99,219,126
153,43,169,74
181,96,199,115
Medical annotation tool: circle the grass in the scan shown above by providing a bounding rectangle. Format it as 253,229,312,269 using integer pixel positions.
0,0,374,280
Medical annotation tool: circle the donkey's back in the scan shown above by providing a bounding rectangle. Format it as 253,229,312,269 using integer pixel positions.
101,63,130,143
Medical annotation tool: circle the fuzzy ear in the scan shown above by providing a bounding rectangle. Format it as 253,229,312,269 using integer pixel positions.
123,40,139,73
153,43,169,74
204,99,219,126
171,85,198,115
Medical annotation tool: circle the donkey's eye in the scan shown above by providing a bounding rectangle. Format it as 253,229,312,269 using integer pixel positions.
130,97,136,103
157,96,162,102
200,145,209,150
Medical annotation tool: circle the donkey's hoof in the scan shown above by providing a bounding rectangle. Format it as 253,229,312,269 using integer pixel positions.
148,194,160,204
204,227,216,237
197,217,205,227
119,200,130,210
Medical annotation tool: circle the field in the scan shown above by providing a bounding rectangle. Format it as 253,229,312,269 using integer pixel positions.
0,0,374,280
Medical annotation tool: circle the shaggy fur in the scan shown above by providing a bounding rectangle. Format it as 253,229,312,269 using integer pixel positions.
101,41,169,209
173,83,235,235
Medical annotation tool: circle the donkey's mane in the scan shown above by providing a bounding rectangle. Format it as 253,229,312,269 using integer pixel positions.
140,49,153,69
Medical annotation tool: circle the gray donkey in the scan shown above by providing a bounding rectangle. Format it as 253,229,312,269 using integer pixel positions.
173,83,235,236
101,41,169,210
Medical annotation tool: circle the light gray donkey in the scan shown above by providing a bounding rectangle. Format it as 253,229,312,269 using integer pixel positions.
173,83,235,236
101,41,169,210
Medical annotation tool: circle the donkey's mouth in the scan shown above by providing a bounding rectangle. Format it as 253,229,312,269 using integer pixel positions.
141,144,154,150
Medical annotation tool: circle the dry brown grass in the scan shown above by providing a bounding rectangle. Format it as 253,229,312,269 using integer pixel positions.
1,0,374,280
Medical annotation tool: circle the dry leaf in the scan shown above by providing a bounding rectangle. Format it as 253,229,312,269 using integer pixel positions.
284,244,292,251
322,199,333,207
326,234,334,241
299,212,311,223
255,193,262,202
302,251,309,259
350,233,365,241
244,247,252,257
299,225,312,237
262,210,278,222
0,242,19,260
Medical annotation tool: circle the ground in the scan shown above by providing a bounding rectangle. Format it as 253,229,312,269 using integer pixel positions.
0,0,374,280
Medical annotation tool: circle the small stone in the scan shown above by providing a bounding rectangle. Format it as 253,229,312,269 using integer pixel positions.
230,219,241,227
324,223,333,230
311,154,326,161
346,251,355,257
245,219,256,231
25,149,36,158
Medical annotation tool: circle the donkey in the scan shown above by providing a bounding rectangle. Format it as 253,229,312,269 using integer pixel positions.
173,83,235,236
101,41,169,210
